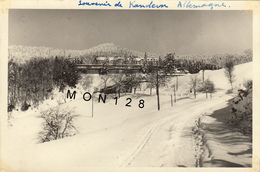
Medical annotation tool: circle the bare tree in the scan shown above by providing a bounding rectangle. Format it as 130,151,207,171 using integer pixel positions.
79,74,93,90
101,74,111,92
112,74,125,98
189,75,200,98
146,71,167,96
38,106,79,143
124,73,141,94
224,58,235,91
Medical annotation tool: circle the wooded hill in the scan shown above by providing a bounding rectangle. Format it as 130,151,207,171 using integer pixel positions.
9,43,252,68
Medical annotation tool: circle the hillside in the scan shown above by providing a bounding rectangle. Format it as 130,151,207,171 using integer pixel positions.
170,61,252,95
8,44,252,68
8,43,158,64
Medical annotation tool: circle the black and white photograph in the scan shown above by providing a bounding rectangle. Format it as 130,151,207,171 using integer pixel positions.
0,2,259,171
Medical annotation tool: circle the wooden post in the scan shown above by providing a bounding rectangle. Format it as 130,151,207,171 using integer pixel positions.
92,92,94,118
176,76,178,91
171,94,173,107
202,70,205,83
174,85,176,103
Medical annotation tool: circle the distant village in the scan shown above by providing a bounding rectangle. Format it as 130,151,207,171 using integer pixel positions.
69,53,161,66
94,56,159,64
73,53,188,75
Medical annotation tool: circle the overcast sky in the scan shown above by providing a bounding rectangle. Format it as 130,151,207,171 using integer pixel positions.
9,10,252,55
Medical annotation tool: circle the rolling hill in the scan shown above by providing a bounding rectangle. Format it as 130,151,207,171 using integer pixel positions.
8,43,159,64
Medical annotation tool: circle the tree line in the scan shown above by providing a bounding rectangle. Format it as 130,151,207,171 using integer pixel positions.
8,56,80,111
176,49,252,70
8,50,252,111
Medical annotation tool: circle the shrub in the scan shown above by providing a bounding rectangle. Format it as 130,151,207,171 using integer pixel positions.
243,79,252,92
38,106,79,143
198,78,215,93
8,104,15,112
228,80,252,136
21,101,31,111
226,89,233,94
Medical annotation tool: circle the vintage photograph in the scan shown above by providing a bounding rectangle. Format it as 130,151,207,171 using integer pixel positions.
5,9,253,170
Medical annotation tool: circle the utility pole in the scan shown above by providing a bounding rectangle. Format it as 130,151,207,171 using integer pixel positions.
156,62,160,111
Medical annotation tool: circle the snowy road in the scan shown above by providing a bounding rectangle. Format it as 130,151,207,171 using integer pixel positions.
4,92,232,170
62,92,232,168
119,93,232,167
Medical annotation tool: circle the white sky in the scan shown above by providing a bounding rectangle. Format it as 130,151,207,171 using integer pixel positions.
9,10,252,55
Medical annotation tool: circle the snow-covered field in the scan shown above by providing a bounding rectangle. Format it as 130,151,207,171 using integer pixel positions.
1,62,252,171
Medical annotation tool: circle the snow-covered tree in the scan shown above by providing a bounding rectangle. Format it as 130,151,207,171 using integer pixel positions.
189,75,201,98
229,80,252,136
162,53,176,75
224,57,235,91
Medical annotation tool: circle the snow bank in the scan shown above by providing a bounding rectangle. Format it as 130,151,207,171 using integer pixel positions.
198,102,252,167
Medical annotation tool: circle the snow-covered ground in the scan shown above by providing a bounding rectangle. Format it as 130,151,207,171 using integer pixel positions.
1,62,252,171
199,102,252,167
